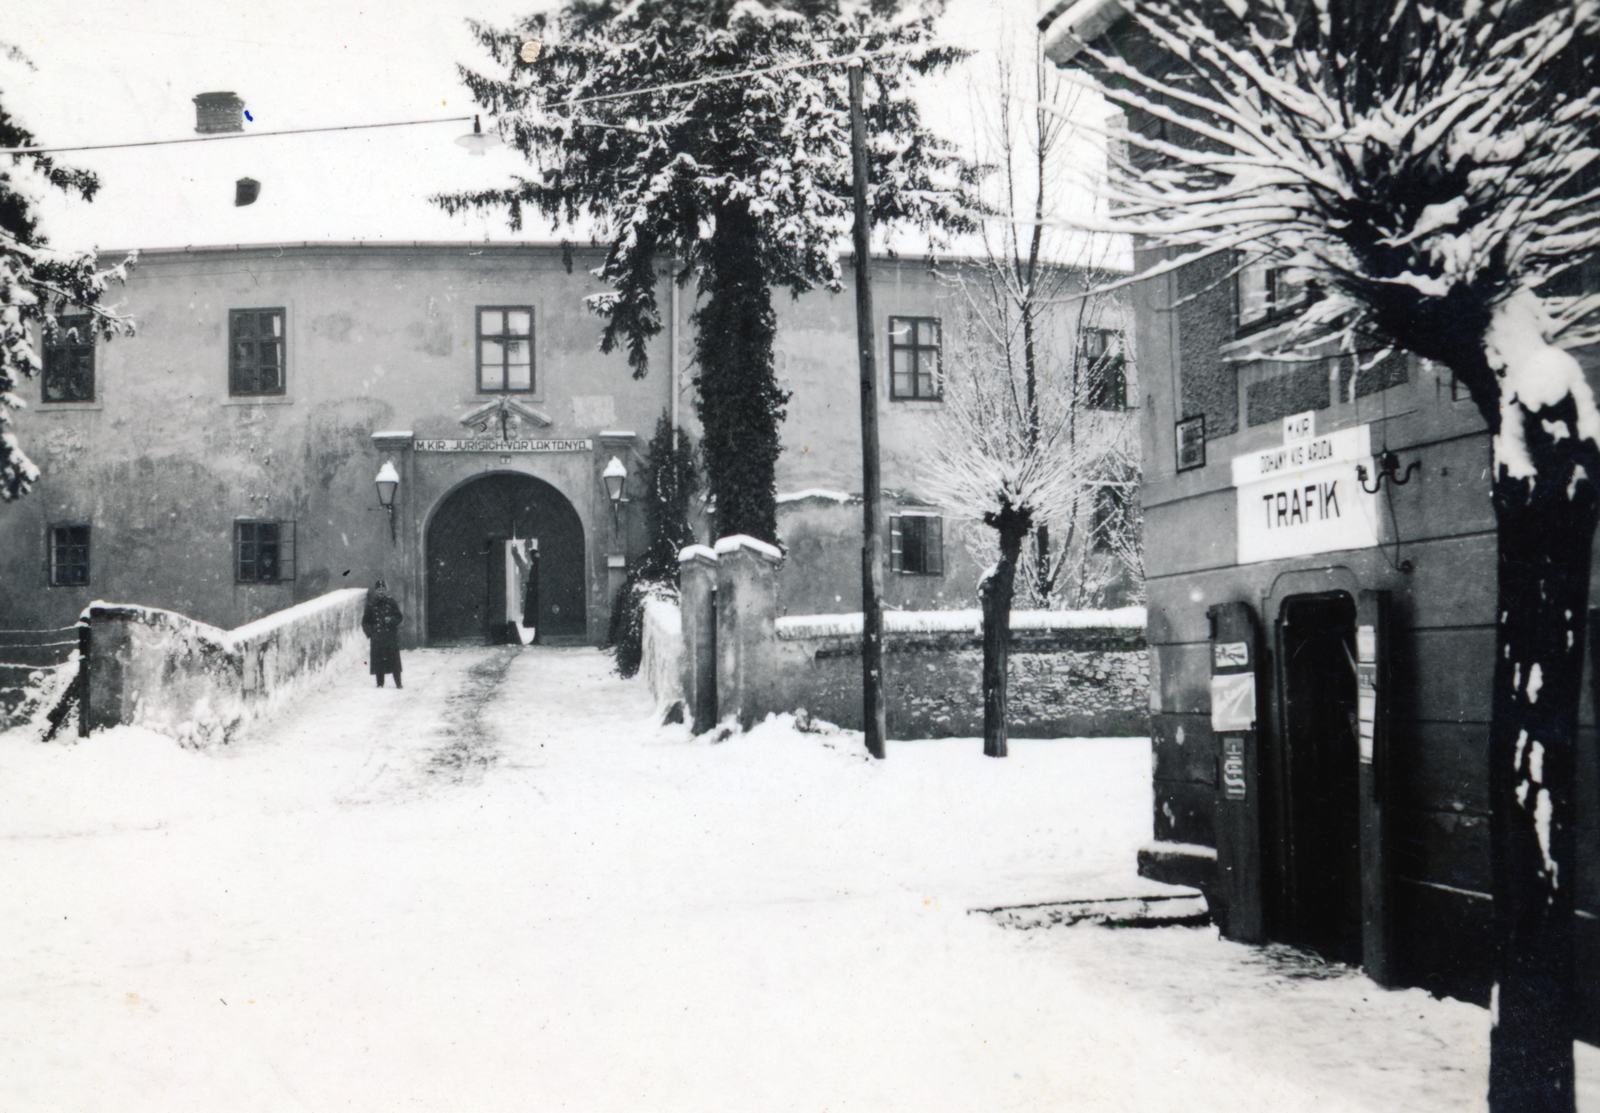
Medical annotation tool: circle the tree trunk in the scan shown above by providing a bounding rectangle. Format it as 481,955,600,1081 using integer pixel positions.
1034,524,1052,603
980,505,1031,758
1486,394,1600,1113
1411,296,1600,1113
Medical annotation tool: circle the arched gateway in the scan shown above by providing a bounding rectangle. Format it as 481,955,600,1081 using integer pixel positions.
425,473,586,645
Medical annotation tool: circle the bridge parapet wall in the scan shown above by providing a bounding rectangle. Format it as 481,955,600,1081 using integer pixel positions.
86,588,368,745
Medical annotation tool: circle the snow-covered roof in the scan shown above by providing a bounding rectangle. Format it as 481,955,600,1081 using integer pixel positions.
6,0,1121,267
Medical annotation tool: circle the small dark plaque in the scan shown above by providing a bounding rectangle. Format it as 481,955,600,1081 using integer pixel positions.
1176,414,1206,472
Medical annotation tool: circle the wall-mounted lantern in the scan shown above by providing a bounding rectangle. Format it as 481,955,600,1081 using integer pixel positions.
455,115,500,156
375,460,400,543
602,455,628,524
1356,448,1421,494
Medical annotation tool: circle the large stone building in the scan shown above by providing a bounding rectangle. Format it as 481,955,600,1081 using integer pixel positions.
1041,0,1600,1033
0,239,1133,649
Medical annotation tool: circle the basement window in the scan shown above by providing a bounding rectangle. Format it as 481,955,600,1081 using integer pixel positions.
49,525,90,587
890,514,944,575
235,519,296,583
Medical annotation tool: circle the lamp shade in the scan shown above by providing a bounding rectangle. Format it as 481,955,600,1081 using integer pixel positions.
375,460,400,508
455,115,500,156
602,455,628,503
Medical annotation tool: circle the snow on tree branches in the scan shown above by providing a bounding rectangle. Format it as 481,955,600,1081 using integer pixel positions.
436,0,974,542
1063,0,1600,454
922,305,1134,555
934,29,1139,610
0,48,134,500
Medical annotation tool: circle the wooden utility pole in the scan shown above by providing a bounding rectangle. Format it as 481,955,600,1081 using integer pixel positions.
848,60,887,760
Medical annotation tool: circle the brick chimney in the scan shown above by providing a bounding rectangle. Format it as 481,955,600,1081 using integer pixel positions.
193,92,245,134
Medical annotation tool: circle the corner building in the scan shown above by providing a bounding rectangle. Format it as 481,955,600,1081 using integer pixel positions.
1037,8,1600,1036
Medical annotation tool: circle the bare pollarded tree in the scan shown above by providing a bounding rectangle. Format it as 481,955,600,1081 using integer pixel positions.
941,281,1142,611
923,272,1139,759
923,25,1140,758
1056,0,1600,1107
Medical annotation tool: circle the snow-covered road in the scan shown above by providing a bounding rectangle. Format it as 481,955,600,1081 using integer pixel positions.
1,647,1593,1110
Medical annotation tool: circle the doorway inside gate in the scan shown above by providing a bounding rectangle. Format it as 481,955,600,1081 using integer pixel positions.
426,473,586,645
1271,591,1362,964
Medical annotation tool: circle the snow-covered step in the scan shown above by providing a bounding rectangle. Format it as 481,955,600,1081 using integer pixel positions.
973,888,1210,930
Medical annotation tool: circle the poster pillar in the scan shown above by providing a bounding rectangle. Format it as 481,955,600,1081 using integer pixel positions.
1209,600,1264,943
1356,589,1393,985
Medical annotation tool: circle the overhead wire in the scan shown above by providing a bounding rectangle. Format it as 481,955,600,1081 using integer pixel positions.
0,39,954,156
0,116,478,156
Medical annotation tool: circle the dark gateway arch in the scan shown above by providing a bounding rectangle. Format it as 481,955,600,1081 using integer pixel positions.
425,473,586,645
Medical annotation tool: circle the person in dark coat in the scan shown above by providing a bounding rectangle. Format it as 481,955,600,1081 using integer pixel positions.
362,580,404,688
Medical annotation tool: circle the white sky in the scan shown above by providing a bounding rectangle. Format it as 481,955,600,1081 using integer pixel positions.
3,0,1104,255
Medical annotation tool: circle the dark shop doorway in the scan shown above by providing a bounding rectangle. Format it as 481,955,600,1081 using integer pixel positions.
1272,591,1363,964
426,473,586,645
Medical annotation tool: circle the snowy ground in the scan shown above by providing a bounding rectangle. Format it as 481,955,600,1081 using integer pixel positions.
2,646,1597,1111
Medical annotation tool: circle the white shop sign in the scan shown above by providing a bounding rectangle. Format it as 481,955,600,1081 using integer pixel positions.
1232,424,1381,564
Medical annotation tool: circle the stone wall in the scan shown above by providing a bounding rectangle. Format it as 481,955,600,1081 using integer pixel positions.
677,535,1149,738
86,588,367,745
640,594,684,714
771,625,1149,739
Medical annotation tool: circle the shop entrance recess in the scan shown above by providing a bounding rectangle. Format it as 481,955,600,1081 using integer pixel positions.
1268,588,1392,981
1275,592,1362,962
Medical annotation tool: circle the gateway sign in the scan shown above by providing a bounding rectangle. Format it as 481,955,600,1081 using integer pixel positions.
415,438,593,453
1231,420,1380,564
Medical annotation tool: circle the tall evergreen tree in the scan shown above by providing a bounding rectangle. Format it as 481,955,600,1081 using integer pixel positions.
0,46,133,500
436,0,973,543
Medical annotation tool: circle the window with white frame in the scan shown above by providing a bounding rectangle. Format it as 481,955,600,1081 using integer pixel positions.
888,316,941,400
1237,264,1307,331
235,519,296,583
477,307,535,393
1081,328,1128,410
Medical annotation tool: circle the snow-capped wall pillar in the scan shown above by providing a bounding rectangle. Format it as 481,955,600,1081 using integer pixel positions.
714,535,783,732
84,608,136,733
678,544,720,733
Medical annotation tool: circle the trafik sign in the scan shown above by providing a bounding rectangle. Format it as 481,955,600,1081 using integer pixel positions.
1230,418,1380,564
